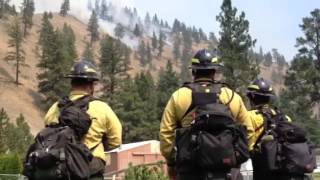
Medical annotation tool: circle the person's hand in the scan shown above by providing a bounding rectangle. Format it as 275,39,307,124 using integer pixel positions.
167,165,177,180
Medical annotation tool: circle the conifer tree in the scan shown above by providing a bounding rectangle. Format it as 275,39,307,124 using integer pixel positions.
117,72,159,142
100,36,129,105
180,28,193,82
146,42,152,65
114,23,125,39
199,28,207,41
144,12,151,30
263,52,273,67
152,14,159,25
21,0,34,37
158,31,164,57
37,15,75,109
157,60,180,111
138,40,146,66
208,32,218,49
5,16,25,85
279,9,320,144
60,0,70,17
173,34,181,61
152,31,157,50
82,42,94,63
100,0,108,20
216,0,258,91
6,114,33,155
87,10,99,45
133,23,141,37
0,108,9,153
62,23,77,60
192,26,200,43
0,0,14,19
172,19,181,33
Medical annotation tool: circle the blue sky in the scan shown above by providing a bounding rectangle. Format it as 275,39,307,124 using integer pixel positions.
132,0,320,61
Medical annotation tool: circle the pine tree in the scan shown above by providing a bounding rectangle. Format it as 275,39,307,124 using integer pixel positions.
87,0,93,10
0,0,14,19
94,0,100,13
216,0,258,92
133,23,141,37
172,19,181,33
158,31,164,57
100,0,108,20
152,14,159,25
144,12,151,30
60,0,70,17
0,108,9,153
82,42,94,63
37,14,75,109
116,72,159,142
152,31,157,50
199,28,207,41
146,42,152,65
138,40,146,66
263,52,273,67
62,23,77,60
157,60,180,111
258,46,264,64
180,27,193,82
192,26,200,43
208,32,218,49
87,10,100,45
6,114,33,155
100,36,129,105
165,21,170,29
173,34,181,61
21,0,34,37
5,16,25,85
114,23,125,39
279,9,320,144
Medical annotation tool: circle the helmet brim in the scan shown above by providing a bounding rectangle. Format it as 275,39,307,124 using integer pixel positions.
246,91,274,97
64,74,100,81
190,65,222,70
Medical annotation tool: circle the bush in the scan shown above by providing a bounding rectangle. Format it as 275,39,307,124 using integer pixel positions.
124,162,168,180
0,153,22,174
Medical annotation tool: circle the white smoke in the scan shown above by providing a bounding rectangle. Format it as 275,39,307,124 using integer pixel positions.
10,0,139,47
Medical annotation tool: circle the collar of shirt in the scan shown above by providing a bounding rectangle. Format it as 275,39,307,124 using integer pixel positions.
69,90,89,100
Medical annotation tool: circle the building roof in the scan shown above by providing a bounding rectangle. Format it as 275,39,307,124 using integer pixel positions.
106,140,160,153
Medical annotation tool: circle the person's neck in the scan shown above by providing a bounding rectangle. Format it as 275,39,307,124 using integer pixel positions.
71,87,91,95
194,77,214,82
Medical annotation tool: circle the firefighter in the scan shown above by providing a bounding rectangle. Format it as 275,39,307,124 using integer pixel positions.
45,60,122,180
160,49,254,180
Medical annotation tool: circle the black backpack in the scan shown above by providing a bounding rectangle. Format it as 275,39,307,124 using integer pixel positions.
252,108,316,175
23,95,97,180
175,81,249,172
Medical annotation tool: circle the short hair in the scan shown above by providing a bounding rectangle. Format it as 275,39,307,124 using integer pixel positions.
71,78,94,87
192,69,216,77
248,93,271,106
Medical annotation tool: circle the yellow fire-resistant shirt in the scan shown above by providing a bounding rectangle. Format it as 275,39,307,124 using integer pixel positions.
248,107,292,151
44,90,122,162
159,82,254,165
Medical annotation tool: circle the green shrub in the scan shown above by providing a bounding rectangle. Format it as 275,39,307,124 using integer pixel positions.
124,162,168,180
0,153,22,174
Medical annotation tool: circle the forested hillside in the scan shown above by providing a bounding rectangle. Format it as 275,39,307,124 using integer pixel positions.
0,0,319,162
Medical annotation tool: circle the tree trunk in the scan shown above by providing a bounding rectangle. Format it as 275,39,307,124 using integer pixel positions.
16,46,20,85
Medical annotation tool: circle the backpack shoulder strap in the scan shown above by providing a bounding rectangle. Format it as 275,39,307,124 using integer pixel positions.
252,107,277,150
58,95,98,111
